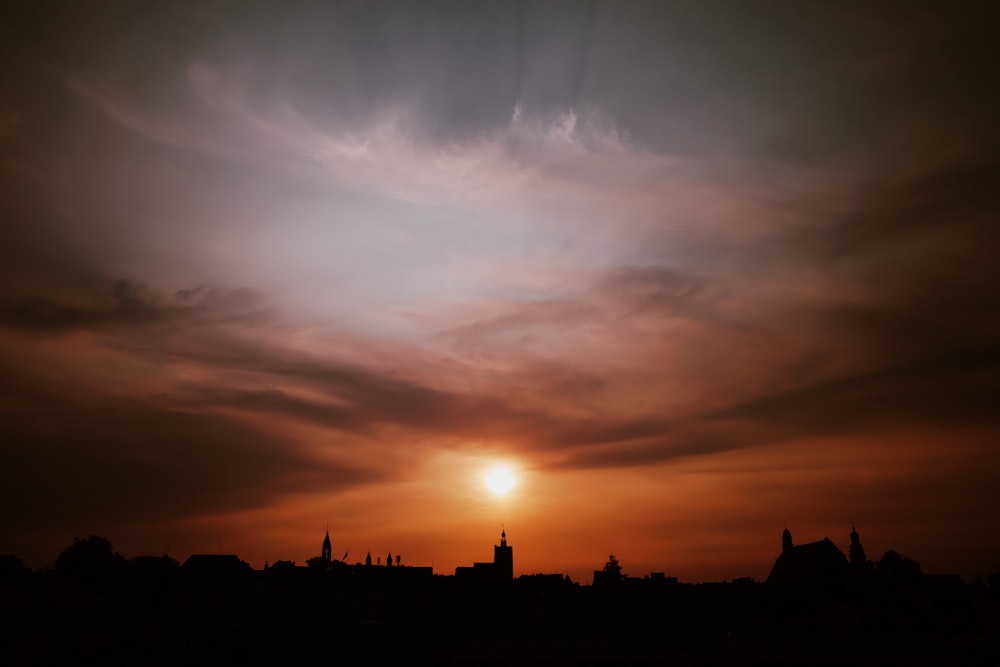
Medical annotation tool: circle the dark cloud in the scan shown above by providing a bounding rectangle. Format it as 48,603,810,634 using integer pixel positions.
0,280,266,334
0,392,381,534
822,161,1000,259
710,349,1000,434
646,159,1000,454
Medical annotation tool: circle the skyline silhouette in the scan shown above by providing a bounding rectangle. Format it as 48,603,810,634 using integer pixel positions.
2,525,995,664
0,523,971,588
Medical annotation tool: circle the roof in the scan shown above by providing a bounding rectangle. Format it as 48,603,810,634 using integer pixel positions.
766,537,848,586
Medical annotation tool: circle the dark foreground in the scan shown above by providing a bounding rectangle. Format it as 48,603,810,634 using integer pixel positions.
2,565,997,666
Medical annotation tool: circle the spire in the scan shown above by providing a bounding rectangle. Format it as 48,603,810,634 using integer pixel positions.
321,529,332,562
500,525,507,547
781,523,793,553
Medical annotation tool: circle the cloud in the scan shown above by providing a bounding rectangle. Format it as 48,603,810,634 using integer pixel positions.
2,151,994,488
68,64,661,211
0,389,382,534
0,280,265,334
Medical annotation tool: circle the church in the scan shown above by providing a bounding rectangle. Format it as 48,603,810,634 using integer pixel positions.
766,524,868,586
454,528,513,582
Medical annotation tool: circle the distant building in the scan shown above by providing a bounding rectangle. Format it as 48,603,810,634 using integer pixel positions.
766,526,848,586
494,529,513,580
849,524,867,568
455,529,513,582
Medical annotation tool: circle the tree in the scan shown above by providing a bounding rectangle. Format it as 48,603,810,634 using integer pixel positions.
55,535,124,578
603,554,623,579
306,556,331,570
0,554,27,579
875,550,922,582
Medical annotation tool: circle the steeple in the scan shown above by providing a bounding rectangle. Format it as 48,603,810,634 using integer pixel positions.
781,523,793,553
493,526,513,581
321,529,332,562
849,523,867,566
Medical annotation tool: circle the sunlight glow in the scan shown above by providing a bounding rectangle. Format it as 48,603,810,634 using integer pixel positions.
485,466,516,496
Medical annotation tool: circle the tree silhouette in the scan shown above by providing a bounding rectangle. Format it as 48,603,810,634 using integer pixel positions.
875,550,922,582
603,554,623,579
306,556,331,570
0,554,27,579
55,535,124,578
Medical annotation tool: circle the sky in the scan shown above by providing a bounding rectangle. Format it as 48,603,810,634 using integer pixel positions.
1,1,998,583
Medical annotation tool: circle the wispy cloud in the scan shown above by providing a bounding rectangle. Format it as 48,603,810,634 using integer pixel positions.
69,66,654,210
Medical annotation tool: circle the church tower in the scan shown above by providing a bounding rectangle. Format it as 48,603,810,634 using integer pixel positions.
782,524,793,554
321,530,332,562
849,523,867,566
493,527,513,581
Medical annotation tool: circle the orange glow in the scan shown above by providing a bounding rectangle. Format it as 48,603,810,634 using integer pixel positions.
484,465,516,496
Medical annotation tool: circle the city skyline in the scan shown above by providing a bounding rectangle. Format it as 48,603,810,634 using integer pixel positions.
3,520,950,587
2,2,999,584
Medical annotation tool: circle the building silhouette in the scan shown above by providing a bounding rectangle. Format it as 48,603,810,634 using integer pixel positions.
849,523,867,567
494,528,513,580
455,528,513,582
766,525,849,586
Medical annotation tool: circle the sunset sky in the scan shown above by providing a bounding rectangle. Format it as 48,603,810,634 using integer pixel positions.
2,1,998,583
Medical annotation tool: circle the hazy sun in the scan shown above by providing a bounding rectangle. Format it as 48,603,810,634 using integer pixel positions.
485,466,515,496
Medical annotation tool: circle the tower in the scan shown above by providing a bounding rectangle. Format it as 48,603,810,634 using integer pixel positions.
782,524,793,554
849,523,867,566
493,527,513,581
321,530,332,562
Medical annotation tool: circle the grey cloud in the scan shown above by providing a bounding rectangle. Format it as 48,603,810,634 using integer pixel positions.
6,1,998,163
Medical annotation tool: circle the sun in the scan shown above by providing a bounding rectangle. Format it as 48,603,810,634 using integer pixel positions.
485,466,516,496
